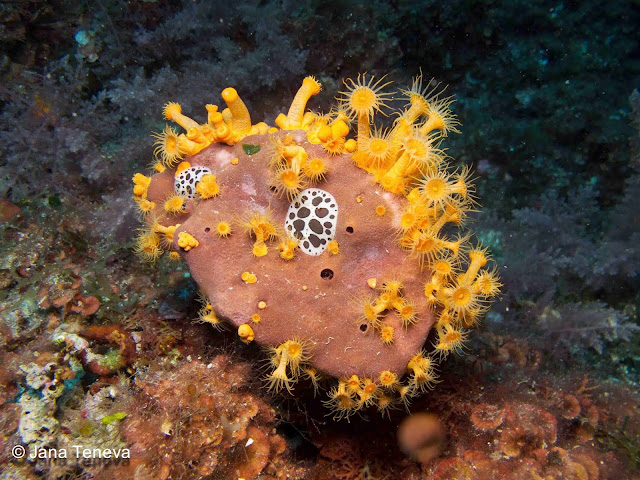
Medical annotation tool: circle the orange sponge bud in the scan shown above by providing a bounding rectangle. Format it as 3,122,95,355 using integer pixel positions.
331,119,350,139
327,239,340,255
316,124,332,142
163,102,200,132
221,87,252,133
283,76,322,129
241,271,258,284
345,138,357,153
177,231,198,251
238,324,255,344
133,173,151,189
175,161,191,176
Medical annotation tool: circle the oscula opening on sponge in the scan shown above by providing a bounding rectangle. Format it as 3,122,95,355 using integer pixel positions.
131,73,501,421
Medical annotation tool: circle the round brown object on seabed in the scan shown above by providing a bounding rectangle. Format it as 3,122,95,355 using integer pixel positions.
398,412,446,464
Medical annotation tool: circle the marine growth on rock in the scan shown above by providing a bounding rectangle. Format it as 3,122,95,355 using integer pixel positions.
132,73,501,420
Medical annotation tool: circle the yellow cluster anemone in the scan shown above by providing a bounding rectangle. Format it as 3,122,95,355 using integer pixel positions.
360,280,418,335
401,72,461,136
152,89,271,167
275,76,322,130
265,338,312,393
430,248,502,358
337,73,395,150
341,72,462,194
406,350,438,393
163,193,186,214
268,135,331,199
134,229,161,262
195,174,220,199
215,221,232,238
323,372,412,421
239,209,280,257
153,223,178,248
278,235,299,260
196,296,224,331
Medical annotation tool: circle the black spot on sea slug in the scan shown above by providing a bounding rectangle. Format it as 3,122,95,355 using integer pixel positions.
309,234,322,247
309,219,323,234
298,207,311,218
293,219,305,235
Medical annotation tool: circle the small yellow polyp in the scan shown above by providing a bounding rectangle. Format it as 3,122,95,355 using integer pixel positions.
258,301,267,310
175,161,191,175
195,174,220,199
177,232,199,251
327,239,340,255
132,173,151,198
238,324,255,344
241,271,257,284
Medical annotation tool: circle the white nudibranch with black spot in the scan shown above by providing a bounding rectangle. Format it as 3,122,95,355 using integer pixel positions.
174,166,212,199
285,188,338,255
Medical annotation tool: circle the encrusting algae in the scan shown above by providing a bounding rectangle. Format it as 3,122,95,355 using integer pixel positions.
132,72,501,420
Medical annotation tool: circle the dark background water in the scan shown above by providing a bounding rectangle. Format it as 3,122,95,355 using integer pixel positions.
0,1,639,478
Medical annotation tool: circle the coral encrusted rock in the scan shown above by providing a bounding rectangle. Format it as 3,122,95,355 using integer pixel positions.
146,131,434,379
132,74,501,419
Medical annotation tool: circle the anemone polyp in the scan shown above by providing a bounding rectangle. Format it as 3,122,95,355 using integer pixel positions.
153,125,185,167
338,73,394,119
359,127,395,168
273,166,305,199
163,194,186,214
215,221,232,238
